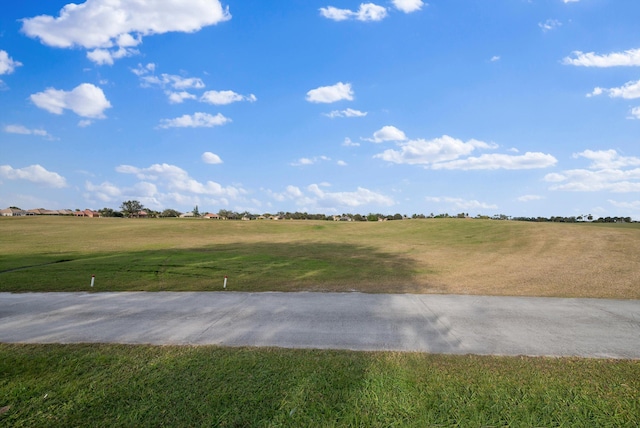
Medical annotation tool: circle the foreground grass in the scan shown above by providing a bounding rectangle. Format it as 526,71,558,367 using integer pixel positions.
1,217,640,298
1,344,638,427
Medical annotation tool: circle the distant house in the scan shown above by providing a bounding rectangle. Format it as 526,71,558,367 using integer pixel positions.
179,212,196,218
0,208,30,216
203,213,222,219
137,211,148,218
74,209,101,218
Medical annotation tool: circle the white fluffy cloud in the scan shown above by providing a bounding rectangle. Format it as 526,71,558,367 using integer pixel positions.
392,0,425,13
167,91,197,104
431,152,558,170
30,83,112,118
0,50,22,75
375,135,494,164
545,149,640,192
271,183,394,210
116,163,243,198
0,164,67,188
202,152,223,164
200,90,257,105
21,0,231,65
630,107,640,119
158,112,231,128
320,3,388,22
587,79,640,99
563,48,640,67
374,135,556,170
324,108,367,118
364,125,407,143
306,82,354,103
574,149,640,169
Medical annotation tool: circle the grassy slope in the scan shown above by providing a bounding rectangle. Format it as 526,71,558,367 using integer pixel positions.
1,216,639,298
1,344,639,427
2,218,640,426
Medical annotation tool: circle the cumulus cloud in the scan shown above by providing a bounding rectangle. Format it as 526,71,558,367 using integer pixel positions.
364,125,407,143
116,163,243,198
630,107,640,119
0,164,67,188
319,3,388,22
574,149,640,169
374,135,556,170
85,180,123,202
158,112,231,128
30,83,112,118
587,79,640,99
545,149,640,192
0,50,22,75
268,183,394,211
306,82,354,103
431,152,558,170
375,135,494,165
563,48,640,67
307,183,394,207
202,152,223,164
324,108,367,118
21,0,231,65
392,0,425,13
4,124,54,139
200,90,257,105
167,91,197,104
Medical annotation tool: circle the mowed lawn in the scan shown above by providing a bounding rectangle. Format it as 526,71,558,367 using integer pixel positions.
1,216,639,298
2,217,640,426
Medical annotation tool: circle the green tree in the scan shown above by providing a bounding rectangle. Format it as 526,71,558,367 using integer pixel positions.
193,205,200,217
99,207,123,218
120,200,144,218
160,209,181,218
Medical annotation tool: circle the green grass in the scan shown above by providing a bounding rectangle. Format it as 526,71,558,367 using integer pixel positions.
2,216,640,297
1,344,639,427
2,217,639,426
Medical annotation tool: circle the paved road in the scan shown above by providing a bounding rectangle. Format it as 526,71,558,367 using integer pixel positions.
1,292,639,359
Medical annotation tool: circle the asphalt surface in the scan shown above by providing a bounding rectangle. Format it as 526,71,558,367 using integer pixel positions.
1,292,639,359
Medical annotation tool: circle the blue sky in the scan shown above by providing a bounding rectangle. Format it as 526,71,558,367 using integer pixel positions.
2,0,640,218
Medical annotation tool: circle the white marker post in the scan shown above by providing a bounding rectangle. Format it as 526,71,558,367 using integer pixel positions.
223,275,228,289
90,274,95,287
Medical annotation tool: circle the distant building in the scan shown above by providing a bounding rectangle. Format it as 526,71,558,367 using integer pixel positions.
0,208,31,216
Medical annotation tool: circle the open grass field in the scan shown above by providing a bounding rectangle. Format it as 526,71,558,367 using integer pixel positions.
2,217,639,426
1,216,639,298
1,344,639,427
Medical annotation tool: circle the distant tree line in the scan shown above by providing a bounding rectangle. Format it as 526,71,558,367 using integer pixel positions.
91,200,636,223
